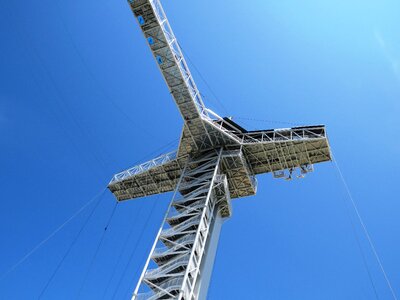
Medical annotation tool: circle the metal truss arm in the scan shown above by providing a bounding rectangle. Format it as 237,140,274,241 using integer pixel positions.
127,0,209,127
108,150,188,201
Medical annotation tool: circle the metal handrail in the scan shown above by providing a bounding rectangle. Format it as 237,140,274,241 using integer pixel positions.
145,254,190,278
136,277,183,300
150,0,207,118
160,215,201,237
168,201,204,220
110,150,178,184
153,234,195,257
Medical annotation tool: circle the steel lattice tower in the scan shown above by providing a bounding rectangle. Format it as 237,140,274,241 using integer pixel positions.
108,1,332,299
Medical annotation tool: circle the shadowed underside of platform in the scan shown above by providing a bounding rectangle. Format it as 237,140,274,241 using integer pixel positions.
109,125,330,201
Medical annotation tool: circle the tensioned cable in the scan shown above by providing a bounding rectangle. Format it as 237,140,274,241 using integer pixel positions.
18,24,110,174
12,0,178,175
0,188,107,282
39,147,168,299
235,116,303,127
178,42,230,116
53,0,168,143
122,247,150,300
332,160,380,299
38,189,104,299
332,152,398,300
120,196,167,299
76,201,119,299
3,3,111,177
111,197,160,300
100,201,145,299
110,137,179,182
130,138,179,166
0,128,171,291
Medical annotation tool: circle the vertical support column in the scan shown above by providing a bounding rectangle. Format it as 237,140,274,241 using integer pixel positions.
132,149,231,300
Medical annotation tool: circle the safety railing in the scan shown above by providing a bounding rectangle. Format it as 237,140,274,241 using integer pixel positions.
160,215,201,237
168,201,204,221
145,254,190,278
136,277,183,300
239,127,326,144
149,0,208,118
109,150,177,184
152,234,196,258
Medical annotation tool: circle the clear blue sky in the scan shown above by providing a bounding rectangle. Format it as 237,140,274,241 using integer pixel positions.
1,0,399,299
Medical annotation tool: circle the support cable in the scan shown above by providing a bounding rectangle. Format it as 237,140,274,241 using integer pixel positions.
332,152,398,300
38,190,104,299
130,137,179,167
19,23,110,174
76,201,119,299
178,42,230,116
3,2,110,177
111,197,160,300
123,249,149,300
235,116,302,127
53,0,166,142
100,201,145,299
0,188,107,282
332,161,380,299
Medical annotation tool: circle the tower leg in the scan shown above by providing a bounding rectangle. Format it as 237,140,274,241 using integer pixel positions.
132,149,231,300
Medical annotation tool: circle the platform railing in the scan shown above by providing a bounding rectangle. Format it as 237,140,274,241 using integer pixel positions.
109,150,177,184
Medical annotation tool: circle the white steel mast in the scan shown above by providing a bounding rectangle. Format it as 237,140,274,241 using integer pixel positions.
108,0,332,299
